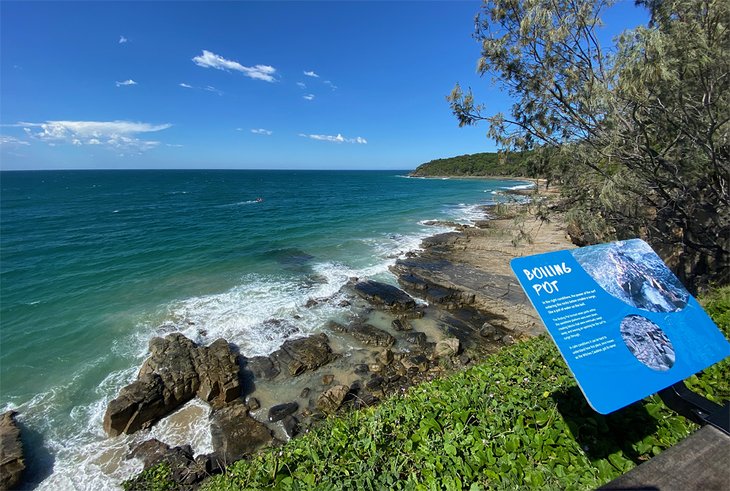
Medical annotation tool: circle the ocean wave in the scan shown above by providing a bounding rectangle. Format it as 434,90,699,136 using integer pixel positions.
501,182,536,190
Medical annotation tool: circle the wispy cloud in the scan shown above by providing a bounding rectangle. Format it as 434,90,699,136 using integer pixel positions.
304,70,319,78
303,94,315,101
119,35,128,44
116,79,137,87
251,128,273,136
204,85,223,96
296,82,306,89
0,135,30,146
299,133,367,144
179,82,193,88
21,120,171,151
324,80,338,90
193,50,277,82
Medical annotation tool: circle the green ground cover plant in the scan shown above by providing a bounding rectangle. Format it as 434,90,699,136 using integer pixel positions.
129,287,729,490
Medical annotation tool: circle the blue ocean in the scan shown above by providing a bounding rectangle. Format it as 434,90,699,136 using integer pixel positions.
0,170,528,488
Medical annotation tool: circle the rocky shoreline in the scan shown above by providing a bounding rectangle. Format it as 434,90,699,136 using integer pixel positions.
115,198,573,488
5,196,574,490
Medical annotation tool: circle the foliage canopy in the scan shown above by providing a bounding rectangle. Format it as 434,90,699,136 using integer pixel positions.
449,0,730,292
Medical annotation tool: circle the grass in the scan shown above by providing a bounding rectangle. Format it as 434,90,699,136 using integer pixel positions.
127,287,730,490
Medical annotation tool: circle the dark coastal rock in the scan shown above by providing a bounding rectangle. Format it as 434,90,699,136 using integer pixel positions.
281,415,300,440
128,439,214,487
333,322,396,347
210,402,273,464
391,318,412,331
125,438,216,489
245,356,280,380
434,338,460,359
351,280,416,312
268,402,299,423
400,353,430,373
316,385,349,414
196,338,242,406
269,333,338,377
0,411,25,491
104,333,241,436
245,396,260,411
352,324,395,347
405,331,428,348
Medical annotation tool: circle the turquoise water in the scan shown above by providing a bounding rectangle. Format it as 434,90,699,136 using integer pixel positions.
0,170,528,488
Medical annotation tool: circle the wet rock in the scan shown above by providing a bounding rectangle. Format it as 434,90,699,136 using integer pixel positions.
405,331,428,348
329,320,395,347
322,374,334,385
197,338,242,406
245,396,260,411
0,411,24,491
270,333,338,377
281,415,300,440
351,280,416,312
300,387,311,398
268,402,299,423
391,319,412,331
128,439,210,487
354,364,369,375
434,338,460,359
376,348,394,365
305,298,319,308
365,376,385,394
210,401,273,464
353,392,379,409
349,324,395,347
479,321,498,338
246,356,280,380
316,385,349,414
104,333,241,436
401,353,429,373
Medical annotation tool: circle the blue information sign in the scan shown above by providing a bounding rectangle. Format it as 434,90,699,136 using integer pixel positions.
510,239,730,414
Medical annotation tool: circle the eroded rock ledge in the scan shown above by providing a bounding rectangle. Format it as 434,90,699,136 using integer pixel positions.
0,411,25,491
104,334,240,437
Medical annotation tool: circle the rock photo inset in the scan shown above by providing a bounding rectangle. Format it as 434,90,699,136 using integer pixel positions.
571,239,688,313
620,314,675,371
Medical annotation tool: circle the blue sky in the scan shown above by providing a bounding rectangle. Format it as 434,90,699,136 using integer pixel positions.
0,1,647,170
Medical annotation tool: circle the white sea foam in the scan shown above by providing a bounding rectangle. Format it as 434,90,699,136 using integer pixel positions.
502,182,536,190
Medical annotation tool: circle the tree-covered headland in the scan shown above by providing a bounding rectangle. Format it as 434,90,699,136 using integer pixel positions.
449,0,729,293
411,151,531,177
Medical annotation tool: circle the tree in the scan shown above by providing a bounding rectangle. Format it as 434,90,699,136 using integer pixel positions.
450,0,730,291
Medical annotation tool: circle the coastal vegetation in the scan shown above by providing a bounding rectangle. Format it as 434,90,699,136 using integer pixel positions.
126,287,729,490
410,151,530,177
448,0,730,293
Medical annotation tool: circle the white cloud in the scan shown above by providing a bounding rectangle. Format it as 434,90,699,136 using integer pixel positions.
192,50,277,82
304,70,319,78
179,82,193,88
204,85,223,96
251,128,273,136
116,79,137,87
299,133,367,144
21,120,171,151
303,94,315,101
297,82,306,89
119,35,128,44
324,80,338,90
0,135,30,146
